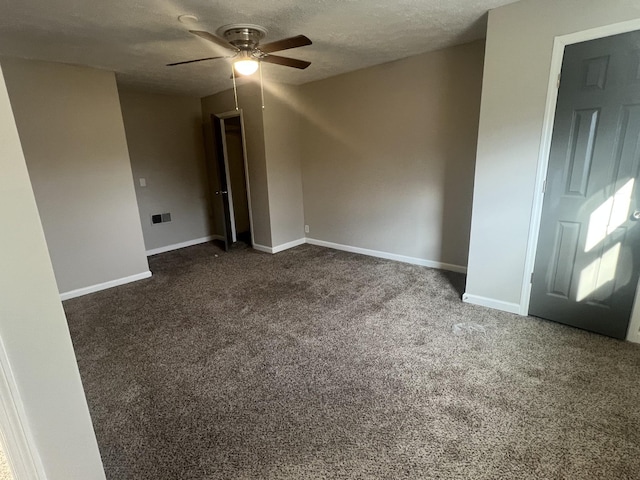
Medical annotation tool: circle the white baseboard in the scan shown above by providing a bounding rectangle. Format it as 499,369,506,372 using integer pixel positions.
461,293,521,315
156,233,466,274
146,235,222,256
252,238,305,254
250,237,468,276
252,244,272,254
272,238,306,254
626,324,640,344
305,238,467,274
60,271,152,301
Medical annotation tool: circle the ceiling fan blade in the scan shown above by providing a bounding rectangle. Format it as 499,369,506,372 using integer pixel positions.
262,55,311,70
260,35,312,54
166,56,226,66
189,30,239,52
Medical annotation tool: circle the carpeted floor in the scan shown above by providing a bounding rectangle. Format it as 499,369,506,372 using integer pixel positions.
64,243,640,480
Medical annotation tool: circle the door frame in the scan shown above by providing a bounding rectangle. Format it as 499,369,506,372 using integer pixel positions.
215,109,256,247
0,336,45,479
521,18,640,343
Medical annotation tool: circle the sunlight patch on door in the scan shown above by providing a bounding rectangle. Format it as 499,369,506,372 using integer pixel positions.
585,196,613,252
607,178,634,234
577,242,621,302
585,178,634,252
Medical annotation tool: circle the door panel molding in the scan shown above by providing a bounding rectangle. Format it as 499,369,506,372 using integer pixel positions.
520,17,640,343
548,221,581,298
564,108,599,197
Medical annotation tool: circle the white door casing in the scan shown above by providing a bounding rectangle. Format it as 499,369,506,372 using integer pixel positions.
520,17,640,343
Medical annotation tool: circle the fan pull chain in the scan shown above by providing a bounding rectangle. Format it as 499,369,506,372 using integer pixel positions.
231,65,239,111
259,62,265,109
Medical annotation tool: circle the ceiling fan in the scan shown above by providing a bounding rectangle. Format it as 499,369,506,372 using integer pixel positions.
168,24,312,76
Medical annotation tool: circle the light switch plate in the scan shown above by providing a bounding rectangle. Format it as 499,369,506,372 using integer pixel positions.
139,178,146,187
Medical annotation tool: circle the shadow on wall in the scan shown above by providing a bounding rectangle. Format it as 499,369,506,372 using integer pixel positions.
296,40,486,268
437,43,484,270
193,118,215,237
442,270,467,298
200,117,224,237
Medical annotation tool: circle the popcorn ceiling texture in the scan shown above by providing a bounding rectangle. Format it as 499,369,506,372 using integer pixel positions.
0,0,515,96
64,243,640,479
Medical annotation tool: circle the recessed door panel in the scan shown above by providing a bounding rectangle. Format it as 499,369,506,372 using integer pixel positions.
582,55,609,90
548,222,581,298
565,109,599,196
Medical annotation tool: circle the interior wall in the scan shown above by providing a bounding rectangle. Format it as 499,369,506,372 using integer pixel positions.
1,57,149,294
465,0,640,311
119,90,212,252
263,84,305,247
201,81,272,248
297,41,485,268
0,63,106,479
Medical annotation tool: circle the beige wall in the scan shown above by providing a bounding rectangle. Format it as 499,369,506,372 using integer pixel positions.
263,84,305,247
465,0,640,312
298,41,485,268
119,90,212,252
201,82,307,249
1,58,149,294
0,63,105,479
201,82,273,247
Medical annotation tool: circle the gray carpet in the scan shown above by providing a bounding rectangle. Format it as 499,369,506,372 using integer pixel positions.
63,243,640,480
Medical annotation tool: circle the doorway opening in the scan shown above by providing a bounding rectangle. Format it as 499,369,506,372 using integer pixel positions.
211,111,254,252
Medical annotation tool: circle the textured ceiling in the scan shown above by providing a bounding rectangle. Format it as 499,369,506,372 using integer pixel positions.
0,0,518,97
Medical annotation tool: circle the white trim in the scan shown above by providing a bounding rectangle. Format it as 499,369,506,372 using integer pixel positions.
214,110,256,248
518,34,564,316
627,323,640,344
462,293,521,315
219,117,237,243
145,235,222,256
252,243,273,254
520,19,640,337
59,271,152,301
252,239,305,254
238,111,256,248
627,328,640,344
253,238,467,273
0,337,45,479
306,238,467,273
626,279,640,344
271,238,306,254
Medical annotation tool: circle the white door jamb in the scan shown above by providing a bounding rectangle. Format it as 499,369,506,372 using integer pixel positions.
216,110,256,247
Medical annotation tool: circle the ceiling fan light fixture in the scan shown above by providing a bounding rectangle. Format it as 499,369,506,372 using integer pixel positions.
234,59,259,76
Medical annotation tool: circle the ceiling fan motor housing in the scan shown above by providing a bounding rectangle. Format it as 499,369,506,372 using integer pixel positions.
217,24,268,53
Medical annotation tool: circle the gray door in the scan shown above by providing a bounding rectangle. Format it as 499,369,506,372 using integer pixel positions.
530,30,640,339
212,115,233,252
